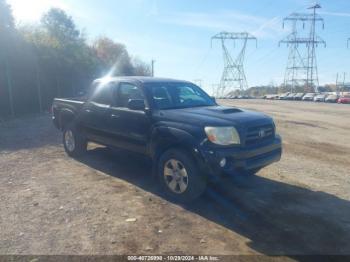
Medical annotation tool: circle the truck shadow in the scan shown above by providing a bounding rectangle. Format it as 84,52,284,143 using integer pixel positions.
77,146,350,256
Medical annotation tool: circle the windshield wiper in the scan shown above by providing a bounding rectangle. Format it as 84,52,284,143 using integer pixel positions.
186,104,213,108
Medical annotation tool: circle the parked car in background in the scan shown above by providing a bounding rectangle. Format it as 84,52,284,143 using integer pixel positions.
314,94,327,102
338,95,350,104
302,93,316,101
278,93,290,100
285,93,296,100
238,95,252,99
293,93,305,100
325,94,339,103
265,94,279,100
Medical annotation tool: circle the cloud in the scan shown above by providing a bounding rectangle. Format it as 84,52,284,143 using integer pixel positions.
252,16,283,38
158,10,284,39
319,11,350,17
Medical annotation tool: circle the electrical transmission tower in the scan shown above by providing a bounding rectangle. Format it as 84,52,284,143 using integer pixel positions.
279,4,325,93
211,32,257,97
336,72,346,94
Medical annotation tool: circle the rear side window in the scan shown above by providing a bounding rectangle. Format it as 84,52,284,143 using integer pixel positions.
117,83,144,107
91,82,113,105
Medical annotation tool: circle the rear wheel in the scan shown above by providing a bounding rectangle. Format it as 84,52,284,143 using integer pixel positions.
158,149,207,203
63,125,87,157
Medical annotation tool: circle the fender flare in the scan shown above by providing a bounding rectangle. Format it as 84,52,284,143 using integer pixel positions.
59,109,76,130
150,126,207,177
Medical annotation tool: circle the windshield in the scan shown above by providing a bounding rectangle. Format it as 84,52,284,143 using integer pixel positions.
146,82,216,110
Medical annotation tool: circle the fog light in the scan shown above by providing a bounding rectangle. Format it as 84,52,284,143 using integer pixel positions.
219,158,227,167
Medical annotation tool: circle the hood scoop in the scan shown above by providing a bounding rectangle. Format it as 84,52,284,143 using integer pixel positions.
207,106,242,114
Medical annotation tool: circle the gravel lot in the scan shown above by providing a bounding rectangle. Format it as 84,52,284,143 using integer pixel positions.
1,99,350,257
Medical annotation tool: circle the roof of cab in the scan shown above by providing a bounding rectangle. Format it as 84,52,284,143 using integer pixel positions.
93,76,191,85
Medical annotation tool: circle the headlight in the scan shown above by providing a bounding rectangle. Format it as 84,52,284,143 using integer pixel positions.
204,126,240,146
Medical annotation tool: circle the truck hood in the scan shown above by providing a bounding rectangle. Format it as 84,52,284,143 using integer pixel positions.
156,105,273,128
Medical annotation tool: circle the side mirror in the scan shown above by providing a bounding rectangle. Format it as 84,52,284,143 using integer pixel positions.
128,99,145,111
210,96,216,103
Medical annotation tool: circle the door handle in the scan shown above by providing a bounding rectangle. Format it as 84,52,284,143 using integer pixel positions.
85,109,92,113
110,114,120,119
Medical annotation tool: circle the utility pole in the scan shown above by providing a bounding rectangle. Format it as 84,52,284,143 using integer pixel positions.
211,32,257,97
307,4,322,93
343,72,346,95
336,72,346,95
151,59,155,77
36,62,43,113
336,73,339,94
279,4,325,93
4,55,14,116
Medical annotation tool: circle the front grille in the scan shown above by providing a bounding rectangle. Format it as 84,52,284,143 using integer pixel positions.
245,124,274,146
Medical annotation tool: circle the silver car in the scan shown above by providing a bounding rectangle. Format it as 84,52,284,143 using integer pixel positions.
314,94,327,102
325,94,339,103
302,93,317,101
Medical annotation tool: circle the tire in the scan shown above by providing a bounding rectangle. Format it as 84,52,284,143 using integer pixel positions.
157,148,207,203
63,125,87,158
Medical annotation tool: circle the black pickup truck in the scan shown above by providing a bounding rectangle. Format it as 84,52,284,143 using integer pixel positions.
52,77,282,202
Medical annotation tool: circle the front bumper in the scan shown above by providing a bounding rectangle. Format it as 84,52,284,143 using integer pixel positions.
198,135,282,175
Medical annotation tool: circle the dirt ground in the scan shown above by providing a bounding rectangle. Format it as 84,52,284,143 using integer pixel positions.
0,99,350,257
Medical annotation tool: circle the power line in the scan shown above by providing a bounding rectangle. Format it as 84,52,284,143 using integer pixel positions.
336,72,348,94
4,55,14,116
193,45,212,75
211,31,257,97
279,3,326,93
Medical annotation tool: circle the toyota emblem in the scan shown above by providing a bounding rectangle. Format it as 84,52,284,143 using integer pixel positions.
259,129,266,138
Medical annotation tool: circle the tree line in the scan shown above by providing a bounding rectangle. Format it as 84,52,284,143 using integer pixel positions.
0,0,151,117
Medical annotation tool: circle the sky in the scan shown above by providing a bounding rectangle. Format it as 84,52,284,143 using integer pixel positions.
7,0,350,93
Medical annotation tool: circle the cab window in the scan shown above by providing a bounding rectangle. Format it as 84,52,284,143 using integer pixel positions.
117,83,144,107
91,82,113,105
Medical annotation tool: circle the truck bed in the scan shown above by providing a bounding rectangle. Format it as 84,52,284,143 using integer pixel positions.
53,97,86,108
52,97,87,130
54,96,87,103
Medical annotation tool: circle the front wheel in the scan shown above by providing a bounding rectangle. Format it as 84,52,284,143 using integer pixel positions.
63,125,87,158
158,149,207,203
